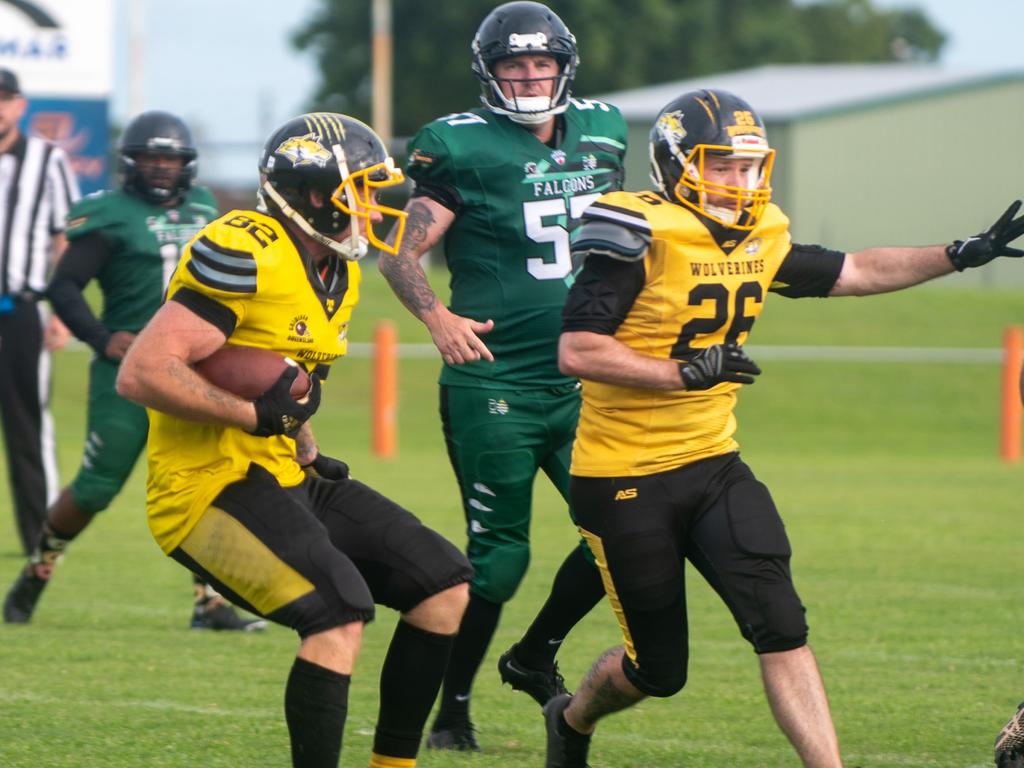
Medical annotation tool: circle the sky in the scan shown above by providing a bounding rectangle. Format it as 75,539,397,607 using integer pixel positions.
111,0,1024,185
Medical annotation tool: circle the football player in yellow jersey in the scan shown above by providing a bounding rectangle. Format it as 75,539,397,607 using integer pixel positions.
541,89,1024,768
117,113,472,768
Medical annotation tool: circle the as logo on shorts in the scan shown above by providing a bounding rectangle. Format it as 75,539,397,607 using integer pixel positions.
488,398,510,415
614,488,637,501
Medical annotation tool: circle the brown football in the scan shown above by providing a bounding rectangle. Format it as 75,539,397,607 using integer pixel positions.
193,346,311,401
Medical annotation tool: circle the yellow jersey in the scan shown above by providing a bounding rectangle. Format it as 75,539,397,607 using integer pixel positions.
145,209,359,553
565,191,839,477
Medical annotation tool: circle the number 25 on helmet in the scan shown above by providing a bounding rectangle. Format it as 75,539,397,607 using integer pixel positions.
649,89,775,231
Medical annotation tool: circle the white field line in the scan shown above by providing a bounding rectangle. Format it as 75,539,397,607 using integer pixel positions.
342,343,1004,364
0,688,994,765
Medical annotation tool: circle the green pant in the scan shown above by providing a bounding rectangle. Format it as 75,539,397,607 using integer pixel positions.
440,382,582,603
69,357,148,514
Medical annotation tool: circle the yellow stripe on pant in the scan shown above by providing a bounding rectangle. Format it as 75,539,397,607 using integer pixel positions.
579,526,638,665
179,505,314,615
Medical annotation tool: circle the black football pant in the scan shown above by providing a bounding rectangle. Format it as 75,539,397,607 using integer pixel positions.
571,452,809,698
0,298,58,554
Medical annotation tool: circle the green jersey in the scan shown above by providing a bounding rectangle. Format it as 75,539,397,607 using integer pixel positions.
406,100,627,388
64,187,218,332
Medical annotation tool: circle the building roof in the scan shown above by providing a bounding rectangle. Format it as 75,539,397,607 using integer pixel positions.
595,63,1024,122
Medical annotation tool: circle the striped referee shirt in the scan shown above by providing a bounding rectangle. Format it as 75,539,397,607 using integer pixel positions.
0,133,79,297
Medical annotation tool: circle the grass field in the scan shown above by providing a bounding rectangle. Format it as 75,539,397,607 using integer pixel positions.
1,268,1022,767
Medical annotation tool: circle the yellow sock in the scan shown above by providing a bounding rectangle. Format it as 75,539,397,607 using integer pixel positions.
368,754,415,768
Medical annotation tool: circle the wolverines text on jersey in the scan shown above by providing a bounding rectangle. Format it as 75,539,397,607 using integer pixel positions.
146,209,359,553
563,191,844,477
64,187,218,331
405,100,627,388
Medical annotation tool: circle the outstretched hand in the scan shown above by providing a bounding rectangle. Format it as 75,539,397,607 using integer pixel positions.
947,199,1024,271
426,304,495,365
678,343,761,390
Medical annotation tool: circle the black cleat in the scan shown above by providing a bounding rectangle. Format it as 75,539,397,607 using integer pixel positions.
426,721,481,752
996,702,1024,767
498,643,569,706
544,693,590,768
3,567,49,624
191,602,267,632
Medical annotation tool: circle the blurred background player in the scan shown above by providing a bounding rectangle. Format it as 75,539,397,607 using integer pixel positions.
378,1,627,751
542,88,1024,768
2,110,264,631
0,66,79,555
996,703,1024,767
116,112,472,768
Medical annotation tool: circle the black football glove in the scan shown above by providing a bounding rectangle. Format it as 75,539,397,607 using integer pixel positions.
250,367,321,437
946,199,1024,271
678,343,761,391
301,452,350,481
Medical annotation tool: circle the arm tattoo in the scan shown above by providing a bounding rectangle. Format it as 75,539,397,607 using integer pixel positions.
380,200,442,318
293,423,317,465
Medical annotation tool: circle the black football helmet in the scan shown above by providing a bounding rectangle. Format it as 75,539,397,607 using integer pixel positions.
471,1,578,125
649,89,775,230
119,110,197,204
257,112,406,260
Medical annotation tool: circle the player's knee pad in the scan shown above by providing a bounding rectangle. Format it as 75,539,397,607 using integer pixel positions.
622,650,689,698
68,474,121,515
726,479,808,652
303,533,376,614
469,538,529,603
462,447,536,604
741,582,808,652
211,464,376,636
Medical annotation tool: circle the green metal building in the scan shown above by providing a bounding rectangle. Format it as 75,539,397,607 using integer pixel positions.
596,63,1024,286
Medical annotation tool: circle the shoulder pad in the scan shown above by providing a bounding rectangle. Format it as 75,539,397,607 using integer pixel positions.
571,219,650,263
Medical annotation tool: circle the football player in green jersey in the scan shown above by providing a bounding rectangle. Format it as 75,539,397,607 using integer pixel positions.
541,89,1024,768
379,1,627,751
116,112,472,768
2,111,263,630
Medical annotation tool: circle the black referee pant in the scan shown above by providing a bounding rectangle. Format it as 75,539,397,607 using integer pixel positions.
0,297,58,554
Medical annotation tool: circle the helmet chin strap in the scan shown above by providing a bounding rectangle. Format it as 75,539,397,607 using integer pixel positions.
330,143,364,259
704,203,741,226
260,181,367,261
487,80,569,125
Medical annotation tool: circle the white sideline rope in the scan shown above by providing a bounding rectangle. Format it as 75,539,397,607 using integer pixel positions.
342,343,1004,364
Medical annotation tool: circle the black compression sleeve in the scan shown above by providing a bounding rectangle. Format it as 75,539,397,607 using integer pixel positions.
47,233,113,355
562,254,645,335
409,182,462,214
771,244,846,298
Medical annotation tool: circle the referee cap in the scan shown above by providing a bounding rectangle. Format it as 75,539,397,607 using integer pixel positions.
0,68,21,95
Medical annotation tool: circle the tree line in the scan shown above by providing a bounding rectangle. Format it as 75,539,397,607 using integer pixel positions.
292,0,945,137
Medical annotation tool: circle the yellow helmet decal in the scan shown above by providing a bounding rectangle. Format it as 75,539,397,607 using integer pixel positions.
275,132,333,168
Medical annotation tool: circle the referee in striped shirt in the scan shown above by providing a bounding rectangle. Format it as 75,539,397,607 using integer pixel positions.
0,68,80,554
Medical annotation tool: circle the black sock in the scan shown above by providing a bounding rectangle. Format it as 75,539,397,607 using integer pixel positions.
27,521,76,580
515,546,605,669
374,620,456,758
559,710,591,741
433,593,502,728
285,657,350,768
